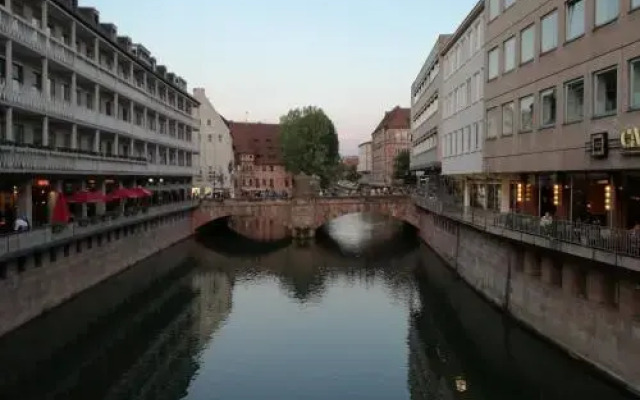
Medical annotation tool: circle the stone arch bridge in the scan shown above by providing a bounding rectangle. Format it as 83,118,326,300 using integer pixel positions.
193,196,418,237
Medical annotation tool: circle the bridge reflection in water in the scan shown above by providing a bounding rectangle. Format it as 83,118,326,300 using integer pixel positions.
0,214,635,399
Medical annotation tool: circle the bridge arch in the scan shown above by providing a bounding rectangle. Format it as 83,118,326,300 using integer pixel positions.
310,198,417,231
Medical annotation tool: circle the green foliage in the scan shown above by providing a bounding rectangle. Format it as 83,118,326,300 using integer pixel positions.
279,106,340,186
343,164,360,182
393,150,411,181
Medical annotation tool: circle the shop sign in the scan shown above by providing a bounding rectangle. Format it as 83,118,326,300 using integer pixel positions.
620,128,640,152
590,132,608,158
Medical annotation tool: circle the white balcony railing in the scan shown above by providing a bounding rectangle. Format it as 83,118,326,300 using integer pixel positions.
0,8,198,128
0,82,197,153
0,144,195,176
0,200,198,260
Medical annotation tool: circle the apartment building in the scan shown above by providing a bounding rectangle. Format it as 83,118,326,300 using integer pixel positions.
192,88,233,197
410,34,451,176
229,121,293,198
357,141,372,175
0,0,198,232
371,106,411,186
441,1,487,207
484,0,640,228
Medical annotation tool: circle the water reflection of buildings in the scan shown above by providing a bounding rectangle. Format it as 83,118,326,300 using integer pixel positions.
0,242,233,400
229,216,289,241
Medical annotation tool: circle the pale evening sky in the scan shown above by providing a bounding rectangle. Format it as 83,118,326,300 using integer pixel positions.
86,0,478,155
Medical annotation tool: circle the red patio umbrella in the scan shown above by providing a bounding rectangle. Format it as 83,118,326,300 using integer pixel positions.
66,190,107,203
108,188,143,200
51,191,71,224
135,187,153,197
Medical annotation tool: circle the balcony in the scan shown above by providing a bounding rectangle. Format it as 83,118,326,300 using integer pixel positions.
0,8,197,128
413,195,640,271
0,82,196,152
0,200,198,262
0,143,194,176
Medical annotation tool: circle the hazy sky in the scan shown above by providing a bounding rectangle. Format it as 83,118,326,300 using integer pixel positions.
88,0,478,155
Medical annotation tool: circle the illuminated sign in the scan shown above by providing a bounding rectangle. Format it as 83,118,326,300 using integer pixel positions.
621,128,640,151
35,179,50,187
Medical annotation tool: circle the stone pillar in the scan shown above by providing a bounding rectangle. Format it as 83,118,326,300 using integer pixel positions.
155,112,159,132
71,73,77,106
42,116,49,147
94,37,99,63
5,40,12,90
501,178,511,213
113,52,118,74
143,107,148,129
80,180,87,218
17,180,33,225
113,133,119,156
42,57,49,99
70,21,76,47
5,107,13,142
166,147,170,165
143,141,148,160
41,1,48,30
113,92,118,119
129,101,135,124
93,129,100,153
94,83,100,112
129,138,135,157
71,124,78,149
96,180,106,215
129,63,134,82
463,180,470,208
155,145,160,164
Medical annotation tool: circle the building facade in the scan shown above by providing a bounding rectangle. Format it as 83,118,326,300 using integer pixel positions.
484,0,640,227
441,1,487,207
229,121,293,198
371,106,411,186
192,88,233,197
410,34,451,175
0,0,198,230
357,141,372,175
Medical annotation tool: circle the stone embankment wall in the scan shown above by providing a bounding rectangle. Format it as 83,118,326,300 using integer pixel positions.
0,212,193,337
417,208,640,395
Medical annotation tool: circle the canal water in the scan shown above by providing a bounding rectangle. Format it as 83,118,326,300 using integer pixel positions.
0,214,636,400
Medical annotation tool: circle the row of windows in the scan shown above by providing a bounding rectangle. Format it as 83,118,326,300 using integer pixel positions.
412,129,438,156
413,62,440,99
443,121,483,157
443,72,483,119
413,95,439,128
443,19,484,79
488,0,640,80
488,0,518,21
487,59,640,138
237,178,290,188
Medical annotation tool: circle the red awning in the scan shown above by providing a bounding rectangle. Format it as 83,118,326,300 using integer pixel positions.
66,190,107,203
109,188,144,200
134,187,153,197
51,191,71,224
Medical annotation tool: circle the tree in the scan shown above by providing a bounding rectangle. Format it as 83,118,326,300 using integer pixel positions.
393,150,411,182
279,106,340,187
343,164,360,182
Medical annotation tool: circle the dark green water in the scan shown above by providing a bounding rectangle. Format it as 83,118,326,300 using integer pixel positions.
0,214,635,400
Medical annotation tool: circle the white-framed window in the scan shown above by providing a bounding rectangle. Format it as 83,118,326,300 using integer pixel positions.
595,0,619,27
488,47,499,80
465,125,471,153
565,78,584,122
520,25,535,64
476,71,483,99
541,10,558,53
502,102,514,136
466,78,472,105
489,0,500,20
594,68,618,116
475,23,483,52
504,36,516,72
631,58,640,109
633,0,640,10
469,27,476,56
540,88,557,127
566,0,585,41
487,107,500,138
519,95,534,131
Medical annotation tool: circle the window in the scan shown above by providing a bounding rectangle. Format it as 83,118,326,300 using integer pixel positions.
565,78,584,122
12,63,23,85
208,134,212,142
504,36,516,72
566,0,585,41
487,107,500,138
540,88,557,126
489,0,500,20
594,68,617,116
488,47,499,80
595,0,618,26
207,119,211,126
520,25,535,64
502,102,514,136
541,11,558,53
631,59,640,109
519,95,534,131
504,0,516,9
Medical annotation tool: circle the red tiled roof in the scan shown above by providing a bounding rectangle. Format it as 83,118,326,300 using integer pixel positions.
373,106,411,133
229,121,283,165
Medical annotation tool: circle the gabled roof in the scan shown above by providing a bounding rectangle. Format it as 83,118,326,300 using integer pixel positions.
228,121,283,165
373,106,411,133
